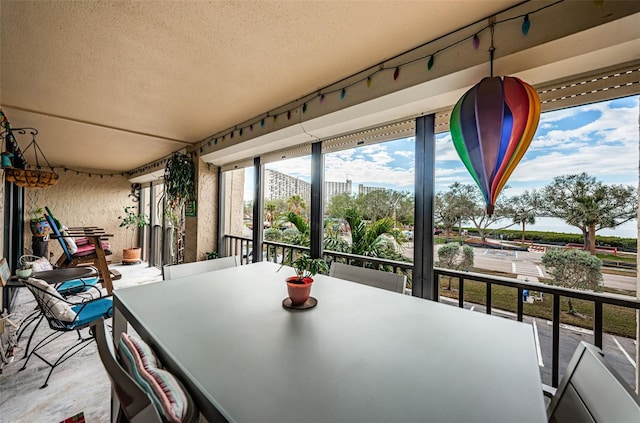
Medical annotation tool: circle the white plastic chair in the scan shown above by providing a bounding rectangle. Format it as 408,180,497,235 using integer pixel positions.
546,341,640,422
329,262,407,294
163,255,240,280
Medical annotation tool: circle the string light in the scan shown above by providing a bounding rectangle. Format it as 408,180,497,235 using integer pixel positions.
522,14,530,35
127,0,565,178
57,167,125,178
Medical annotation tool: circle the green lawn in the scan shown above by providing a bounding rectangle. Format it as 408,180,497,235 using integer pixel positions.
438,275,638,338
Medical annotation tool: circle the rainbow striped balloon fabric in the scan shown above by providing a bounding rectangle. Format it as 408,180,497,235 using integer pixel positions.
450,76,540,215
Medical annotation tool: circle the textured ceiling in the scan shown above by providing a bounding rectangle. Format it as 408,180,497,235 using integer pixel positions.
0,0,522,172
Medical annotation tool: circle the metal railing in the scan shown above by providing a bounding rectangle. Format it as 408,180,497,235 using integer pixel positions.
433,268,640,387
223,234,640,388
225,235,253,265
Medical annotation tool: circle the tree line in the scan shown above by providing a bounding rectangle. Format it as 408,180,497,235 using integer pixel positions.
255,172,636,257
436,173,637,254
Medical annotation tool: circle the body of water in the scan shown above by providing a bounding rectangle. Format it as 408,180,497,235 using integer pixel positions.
495,216,638,239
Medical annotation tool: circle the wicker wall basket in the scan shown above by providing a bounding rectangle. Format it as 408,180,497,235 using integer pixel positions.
4,167,59,189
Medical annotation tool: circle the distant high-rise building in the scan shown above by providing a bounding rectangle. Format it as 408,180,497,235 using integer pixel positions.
264,169,311,203
324,179,352,206
358,184,385,195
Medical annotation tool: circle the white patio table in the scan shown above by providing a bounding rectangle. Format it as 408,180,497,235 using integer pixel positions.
112,261,546,423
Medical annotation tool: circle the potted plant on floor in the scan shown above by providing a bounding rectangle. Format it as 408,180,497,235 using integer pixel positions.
281,253,328,307
118,206,149,264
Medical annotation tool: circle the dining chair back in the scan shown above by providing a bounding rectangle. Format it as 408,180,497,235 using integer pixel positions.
546,341,640,423
329,262,407,294
163,256,240,280
92,318,164,423
93,318,200,423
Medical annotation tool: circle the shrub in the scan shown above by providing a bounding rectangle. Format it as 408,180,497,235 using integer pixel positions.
541,248,603,313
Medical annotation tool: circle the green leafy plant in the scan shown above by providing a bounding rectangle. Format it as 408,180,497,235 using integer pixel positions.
30,207,44,221
205,251,219,260
280,253,329,284
164,152,196,211
118,206,150,249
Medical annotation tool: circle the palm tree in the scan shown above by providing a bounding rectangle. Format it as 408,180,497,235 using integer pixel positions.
265,201,278,227
327,207,407,268
287,195,307,215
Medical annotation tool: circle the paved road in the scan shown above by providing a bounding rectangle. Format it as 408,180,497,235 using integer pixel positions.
439,296,637,390
401,243,637,291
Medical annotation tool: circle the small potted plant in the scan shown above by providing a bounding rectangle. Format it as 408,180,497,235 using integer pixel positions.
118,206,149,264
281,253,329,306
29,207,51,237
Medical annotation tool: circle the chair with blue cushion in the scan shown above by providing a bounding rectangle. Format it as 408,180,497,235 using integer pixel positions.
19,277,114,388
16,265,103,359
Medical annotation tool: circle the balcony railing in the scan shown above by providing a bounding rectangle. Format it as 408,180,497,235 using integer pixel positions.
434,268,640,387
223,234,640,388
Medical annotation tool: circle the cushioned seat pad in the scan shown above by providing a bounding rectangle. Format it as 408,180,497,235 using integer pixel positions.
57,276,100,295
70,298,113,328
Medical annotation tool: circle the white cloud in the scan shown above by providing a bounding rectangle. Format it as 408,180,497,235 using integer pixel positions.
245,97,638,199
395,150,413,158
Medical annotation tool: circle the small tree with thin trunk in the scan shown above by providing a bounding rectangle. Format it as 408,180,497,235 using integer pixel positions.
504,190,541,243
436,243,474,290
541,248,603,314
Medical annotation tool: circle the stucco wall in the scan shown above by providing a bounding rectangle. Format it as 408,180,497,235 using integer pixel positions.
224,168,246,237
184,158,218,262
0,170,4,259
20,170,136,263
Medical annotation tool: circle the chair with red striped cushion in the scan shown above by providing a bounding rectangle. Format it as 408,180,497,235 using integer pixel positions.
45,207,121,293
92,318,199,423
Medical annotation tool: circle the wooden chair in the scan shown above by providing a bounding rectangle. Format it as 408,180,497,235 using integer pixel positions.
45,207,120,293
163,255,240,280
329,262,407,294
546,341,640,422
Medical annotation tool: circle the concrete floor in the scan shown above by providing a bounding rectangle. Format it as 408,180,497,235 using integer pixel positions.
0,263,162,423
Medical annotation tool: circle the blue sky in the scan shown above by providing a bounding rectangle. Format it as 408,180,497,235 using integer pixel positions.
261,95,639,198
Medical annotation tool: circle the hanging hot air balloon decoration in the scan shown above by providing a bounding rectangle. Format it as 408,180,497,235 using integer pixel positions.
449,26,540,215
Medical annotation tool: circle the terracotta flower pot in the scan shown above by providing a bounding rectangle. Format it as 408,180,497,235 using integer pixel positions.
286,276,313,306
122,247,142,264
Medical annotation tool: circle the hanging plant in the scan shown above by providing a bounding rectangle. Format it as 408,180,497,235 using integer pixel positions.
164,152,196,211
